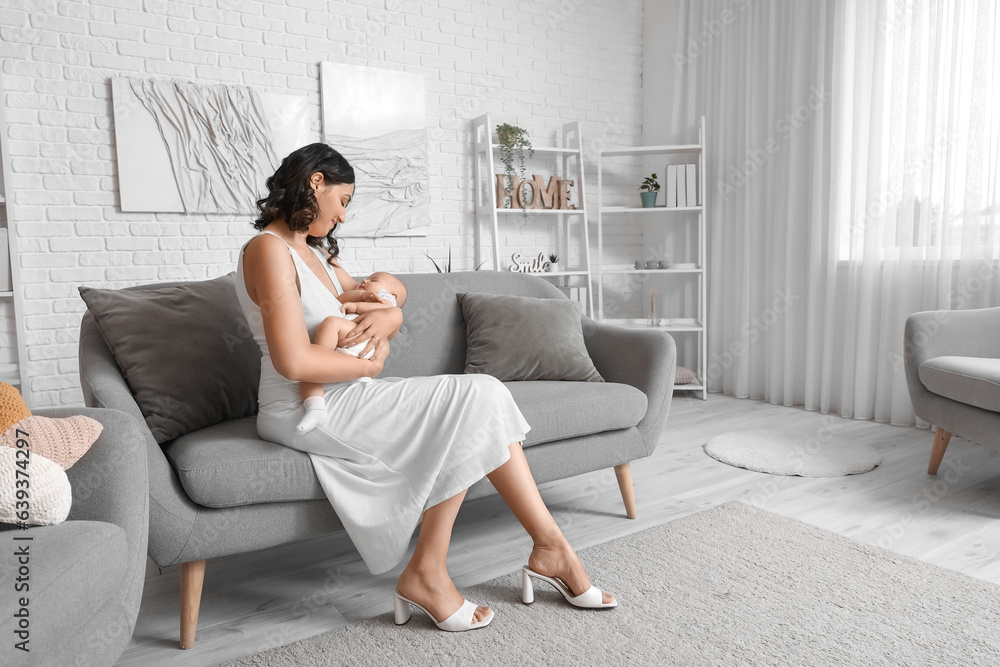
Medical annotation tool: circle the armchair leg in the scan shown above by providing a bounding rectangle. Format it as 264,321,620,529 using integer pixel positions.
614,463,637,519
928,428,953,475
180,559,206,650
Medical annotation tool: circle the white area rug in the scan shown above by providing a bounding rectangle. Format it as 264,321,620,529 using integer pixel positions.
704,429,882,477
222,502,1000,666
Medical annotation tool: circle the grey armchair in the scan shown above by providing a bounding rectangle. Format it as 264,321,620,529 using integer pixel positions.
903,307,1000,473
0,407,149,667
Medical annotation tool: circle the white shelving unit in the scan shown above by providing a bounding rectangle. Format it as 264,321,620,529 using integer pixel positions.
596,117,707,399
0,76,29,402
472,113,594,315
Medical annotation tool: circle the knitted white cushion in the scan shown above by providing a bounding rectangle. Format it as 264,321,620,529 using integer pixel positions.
0,448,72,526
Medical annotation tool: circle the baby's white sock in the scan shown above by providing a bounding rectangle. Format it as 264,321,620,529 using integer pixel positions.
296,395,326,433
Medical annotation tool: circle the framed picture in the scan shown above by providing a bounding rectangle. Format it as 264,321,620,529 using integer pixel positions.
112,77,312,214
320,62,430,237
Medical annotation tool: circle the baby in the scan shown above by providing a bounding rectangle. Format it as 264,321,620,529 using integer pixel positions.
296,271,408,434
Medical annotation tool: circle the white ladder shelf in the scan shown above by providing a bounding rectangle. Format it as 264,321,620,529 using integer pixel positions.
0,75,29,402
472,113,594,316
596,117,708,399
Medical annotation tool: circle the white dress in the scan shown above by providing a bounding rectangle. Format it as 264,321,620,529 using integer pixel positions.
234,230,530,574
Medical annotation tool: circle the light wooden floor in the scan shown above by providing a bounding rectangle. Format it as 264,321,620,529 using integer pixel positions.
117,394,1000,666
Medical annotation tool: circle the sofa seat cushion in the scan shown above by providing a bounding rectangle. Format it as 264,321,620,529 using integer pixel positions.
167,382,648,509
505,381,647,447
919,356,1000,413
165,416,324,508
0,521,127,645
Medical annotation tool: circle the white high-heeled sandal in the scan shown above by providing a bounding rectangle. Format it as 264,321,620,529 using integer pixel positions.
393,590,494,632
521,566,617,609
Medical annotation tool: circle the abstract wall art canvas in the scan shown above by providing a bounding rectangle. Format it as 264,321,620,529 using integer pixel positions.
112,77,313,214
320,62,430,237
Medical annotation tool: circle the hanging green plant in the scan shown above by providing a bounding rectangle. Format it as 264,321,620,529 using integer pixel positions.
496,123,534,219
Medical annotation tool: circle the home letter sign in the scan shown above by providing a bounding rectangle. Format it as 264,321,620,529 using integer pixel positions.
495,174,575,210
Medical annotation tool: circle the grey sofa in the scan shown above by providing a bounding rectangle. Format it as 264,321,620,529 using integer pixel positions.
0,407,149,667
904,307,1000,473
78,270,676,649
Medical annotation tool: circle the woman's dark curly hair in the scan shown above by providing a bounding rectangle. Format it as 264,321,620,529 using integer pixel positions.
254,142,355,265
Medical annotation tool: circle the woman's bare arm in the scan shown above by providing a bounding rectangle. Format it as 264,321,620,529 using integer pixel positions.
242,235,387,382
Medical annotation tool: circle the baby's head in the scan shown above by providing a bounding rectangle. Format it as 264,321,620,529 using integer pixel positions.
359,271,407,307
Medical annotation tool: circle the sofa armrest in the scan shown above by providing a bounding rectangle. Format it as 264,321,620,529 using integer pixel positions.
582,319,676,457
904,307,1000,406
79,312,203,567
34,407,148,538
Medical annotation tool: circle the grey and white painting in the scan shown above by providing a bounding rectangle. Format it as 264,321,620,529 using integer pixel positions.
112,77,312,214
320,62,430,237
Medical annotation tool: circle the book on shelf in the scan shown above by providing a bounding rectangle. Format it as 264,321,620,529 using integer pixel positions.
665,165,677,207
676,166,687,207
686,163,698,205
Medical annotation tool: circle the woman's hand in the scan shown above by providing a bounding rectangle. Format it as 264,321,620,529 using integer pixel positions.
364,336,390,378
342,307,403,358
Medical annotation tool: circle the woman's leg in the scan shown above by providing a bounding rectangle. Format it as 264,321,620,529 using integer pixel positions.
486,443,614,604
395,489,491,624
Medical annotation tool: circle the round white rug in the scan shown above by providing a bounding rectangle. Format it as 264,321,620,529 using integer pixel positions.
704,430,881,477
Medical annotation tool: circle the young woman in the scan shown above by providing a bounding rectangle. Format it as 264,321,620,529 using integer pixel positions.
235,143,614,632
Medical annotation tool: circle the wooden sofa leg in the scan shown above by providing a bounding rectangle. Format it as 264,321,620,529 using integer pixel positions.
180,559,207,650
928,428,953,475
614,463,637,519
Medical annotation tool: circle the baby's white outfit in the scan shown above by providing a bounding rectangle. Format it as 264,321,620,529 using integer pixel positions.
337,289,397,383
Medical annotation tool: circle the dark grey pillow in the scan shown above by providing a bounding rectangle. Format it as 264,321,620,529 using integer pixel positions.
456,292,603,382
79,273,261,444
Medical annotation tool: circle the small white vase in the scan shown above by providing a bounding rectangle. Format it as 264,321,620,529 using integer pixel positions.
547,263,560,273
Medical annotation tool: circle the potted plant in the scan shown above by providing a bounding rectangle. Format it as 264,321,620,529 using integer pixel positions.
639,173,660,208
496,123,534,220
546,253,560,272
425,248,452,273
425,248,488,272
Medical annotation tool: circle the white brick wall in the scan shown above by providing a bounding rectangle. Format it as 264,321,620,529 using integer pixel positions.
0,0,645,407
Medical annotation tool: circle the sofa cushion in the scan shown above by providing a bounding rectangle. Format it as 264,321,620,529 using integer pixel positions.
0,521,128,648
457,292,604,382
79,273,262,444
506,381,646,446
165,416,324,508
919,356,1000,413
166,382,647,509
381,271,570,378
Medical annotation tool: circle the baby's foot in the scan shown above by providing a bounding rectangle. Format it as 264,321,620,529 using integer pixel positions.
296,396,326,433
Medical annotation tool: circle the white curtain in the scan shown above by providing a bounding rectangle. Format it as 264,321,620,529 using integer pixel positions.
670,0,1000,424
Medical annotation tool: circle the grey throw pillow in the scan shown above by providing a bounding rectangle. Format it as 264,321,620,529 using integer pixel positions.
457,292,603,382
79,272,261,444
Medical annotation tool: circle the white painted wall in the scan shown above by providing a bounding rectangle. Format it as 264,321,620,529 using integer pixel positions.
0,0,646,406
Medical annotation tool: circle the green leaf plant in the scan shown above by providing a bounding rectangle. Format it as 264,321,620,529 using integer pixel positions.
425,248,488,272
496,123,534,222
